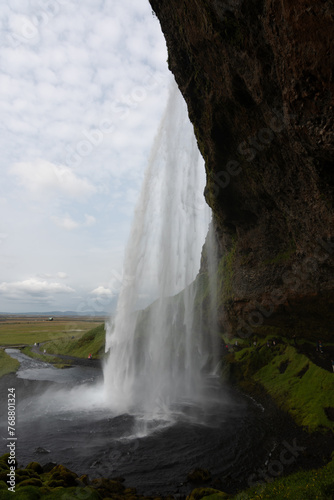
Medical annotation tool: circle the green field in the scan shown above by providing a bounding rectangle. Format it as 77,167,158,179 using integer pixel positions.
45,323,106,358
0,349,20,377
0,316,104,346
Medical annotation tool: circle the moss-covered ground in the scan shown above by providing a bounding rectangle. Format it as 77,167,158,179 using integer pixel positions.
224,336,334,433
0,349,20,377
0,454,134,499
1,452,334,499
192,453,334,499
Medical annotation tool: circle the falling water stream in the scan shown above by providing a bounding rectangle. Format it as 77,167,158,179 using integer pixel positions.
1,81,282,495
103,80,219,416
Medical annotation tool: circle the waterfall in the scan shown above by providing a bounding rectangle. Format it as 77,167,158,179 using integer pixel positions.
103,80,218,416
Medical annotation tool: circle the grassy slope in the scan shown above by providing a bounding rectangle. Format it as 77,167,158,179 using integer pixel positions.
253,345,334,431
0,323,106,375
194,336,334,500
0,349,20,377
194,453,334,500
45,324,106,359
232,454,334,499
226,337,334,433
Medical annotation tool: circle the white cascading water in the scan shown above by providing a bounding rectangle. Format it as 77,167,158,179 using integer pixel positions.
103,80,218,416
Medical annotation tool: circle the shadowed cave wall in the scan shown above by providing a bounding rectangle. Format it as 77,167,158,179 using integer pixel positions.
149,0,334,340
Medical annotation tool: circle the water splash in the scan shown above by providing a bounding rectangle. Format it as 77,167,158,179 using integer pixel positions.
103,80,218,416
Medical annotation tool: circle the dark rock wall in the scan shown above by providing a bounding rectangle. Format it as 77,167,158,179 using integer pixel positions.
149,0,334,340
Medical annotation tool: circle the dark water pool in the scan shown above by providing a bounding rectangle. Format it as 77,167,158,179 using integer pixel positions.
0,350,276,495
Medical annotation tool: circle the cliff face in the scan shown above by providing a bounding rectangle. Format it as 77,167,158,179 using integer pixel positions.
149,0,334,340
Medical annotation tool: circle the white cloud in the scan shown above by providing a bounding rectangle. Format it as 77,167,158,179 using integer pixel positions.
84,214,96,227
51,214,78,230
51,213,96,230
37,273,52,279
10,159,96,199
91,286,114,297
57,272,68,279
0,0,170,313
0,278,74,298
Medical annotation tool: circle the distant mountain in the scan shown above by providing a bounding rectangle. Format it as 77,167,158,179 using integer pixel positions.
0,311,111,317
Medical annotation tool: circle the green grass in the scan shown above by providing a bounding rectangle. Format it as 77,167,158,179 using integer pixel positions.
0,318,102,346
229,339,334,432
193,455,334,499
45,324,105,359
230,453,334,499
0,349,20,377
253,345,334,432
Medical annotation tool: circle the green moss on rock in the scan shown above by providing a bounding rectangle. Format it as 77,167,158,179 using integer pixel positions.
90,477,125,495
18,478,43,488
8,485,42,499
0,453,17,469
0,480,7,490
217,239,237,303
187,488,228,500
226,341,334,432
26,462,43,475
187,468,212,483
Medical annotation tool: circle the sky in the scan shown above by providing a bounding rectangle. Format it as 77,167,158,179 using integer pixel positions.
0,0,171,315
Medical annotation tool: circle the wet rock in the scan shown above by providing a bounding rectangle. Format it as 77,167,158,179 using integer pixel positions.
34,447,50,454
42,462,57,473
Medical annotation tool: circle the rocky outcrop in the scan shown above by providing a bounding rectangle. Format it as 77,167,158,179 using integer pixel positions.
149,0,334,339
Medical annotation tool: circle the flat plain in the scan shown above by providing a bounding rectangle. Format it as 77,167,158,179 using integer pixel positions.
0,315,104,346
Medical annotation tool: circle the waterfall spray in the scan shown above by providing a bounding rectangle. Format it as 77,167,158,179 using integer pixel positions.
103,80,218,415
